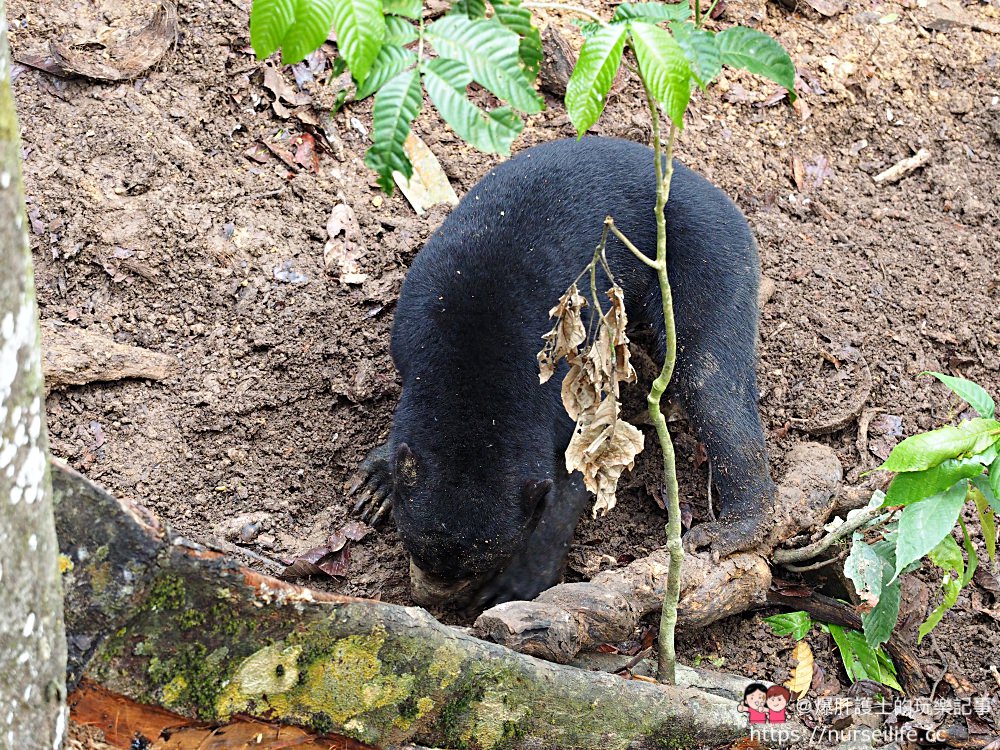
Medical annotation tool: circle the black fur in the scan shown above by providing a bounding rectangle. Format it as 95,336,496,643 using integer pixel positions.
356,136,776,610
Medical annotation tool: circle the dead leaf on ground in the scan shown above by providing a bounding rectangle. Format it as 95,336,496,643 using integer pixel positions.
393,132,459,215
280,521,372,580
24,1,178,81
324,201,368,285
292,133,319,173
785,640,814,698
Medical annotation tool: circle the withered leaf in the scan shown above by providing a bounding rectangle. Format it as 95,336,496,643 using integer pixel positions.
538,283,587,384
280,520,372,579
566,397,644,517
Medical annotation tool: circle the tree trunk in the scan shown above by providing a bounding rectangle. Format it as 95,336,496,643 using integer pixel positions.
0,0,69,745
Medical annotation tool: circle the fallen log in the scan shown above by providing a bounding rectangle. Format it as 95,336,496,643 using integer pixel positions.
473,443,843,663
53,461,806,749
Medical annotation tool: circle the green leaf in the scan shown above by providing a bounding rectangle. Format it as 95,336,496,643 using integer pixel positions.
669,20,720,89
331,0,386,84
893,481,967,580
612,2,691,23
565,25,627,136
356,43,415,99
885,458,985,506
452,0,487,18
877,418,1000,473
958,517,978,587
384,15,418,45
251,0,337,64
383,0,421,17
364,68,422,192
927,531,963,576
923,371,995,419
426,15,543,114
763,611,812,640
629,22,692,128
973,474,1000,513
846,536,899,648
716,25,795,95
918,575,960,643
971,485,996,562
828,624,901,691
576,20,603,39
992,456,1000,503
862,578,900,649
491,0,543,78
422,58,524,154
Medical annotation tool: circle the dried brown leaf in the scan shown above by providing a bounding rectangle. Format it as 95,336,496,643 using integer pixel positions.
566,397,644,517
538,283,587,384
785,640,814,698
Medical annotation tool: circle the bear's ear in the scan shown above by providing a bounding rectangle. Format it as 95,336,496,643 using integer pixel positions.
521,478,552,528
394,443,419,492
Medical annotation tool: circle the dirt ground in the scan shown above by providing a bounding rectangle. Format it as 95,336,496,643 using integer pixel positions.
9,0,1000,743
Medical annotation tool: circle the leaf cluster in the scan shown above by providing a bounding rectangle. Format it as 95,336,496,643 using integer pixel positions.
763,612,901,693
844,374,998,649
251,0,542,191
250,0,797,191
538,275,643,517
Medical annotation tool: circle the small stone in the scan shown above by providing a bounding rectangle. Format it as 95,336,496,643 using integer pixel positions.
948,92,973,115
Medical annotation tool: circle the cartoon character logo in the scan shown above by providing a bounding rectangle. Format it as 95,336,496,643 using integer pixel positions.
766,685,791,723
738,683,769,724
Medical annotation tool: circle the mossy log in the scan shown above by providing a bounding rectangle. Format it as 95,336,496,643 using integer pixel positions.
54,462,806,750
474,443,843,663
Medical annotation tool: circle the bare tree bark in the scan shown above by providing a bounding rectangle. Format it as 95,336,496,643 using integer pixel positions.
0,1,68,745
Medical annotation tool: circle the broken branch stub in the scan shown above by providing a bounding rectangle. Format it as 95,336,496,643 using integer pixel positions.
474,443,843,663
54,462,789,749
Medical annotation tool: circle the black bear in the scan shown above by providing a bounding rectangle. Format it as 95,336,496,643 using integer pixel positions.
352,136,776,611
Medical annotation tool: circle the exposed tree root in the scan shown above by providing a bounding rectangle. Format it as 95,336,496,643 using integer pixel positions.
474,443,844,663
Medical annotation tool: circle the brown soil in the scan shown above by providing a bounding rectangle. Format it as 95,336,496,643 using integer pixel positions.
11,0,1000,740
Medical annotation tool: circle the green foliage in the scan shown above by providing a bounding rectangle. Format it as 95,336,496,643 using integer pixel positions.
845,376,998,651
422,58,524,153
763,611,811,640
383,0,421,18
357,44,416,98
565,25,627,134
426,15,543,114
611,2,691,23
715,26,795,95
630,22,691,128
364,68,423,191
765,611,900,691
251,0,341,65
876,418,1000,473
250,0,797,190
885,456,986,506
668,21,719,89
923,371,996,419
826,624,901,691
893,481,968,580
